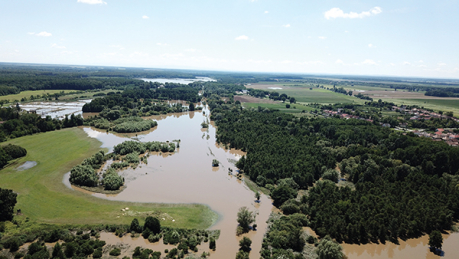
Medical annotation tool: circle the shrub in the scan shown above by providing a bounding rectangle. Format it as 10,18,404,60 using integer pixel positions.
69,164,98,187
144,216,161,234
110,248,121,256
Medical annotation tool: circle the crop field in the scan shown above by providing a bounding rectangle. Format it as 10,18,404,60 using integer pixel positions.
0,128,215,228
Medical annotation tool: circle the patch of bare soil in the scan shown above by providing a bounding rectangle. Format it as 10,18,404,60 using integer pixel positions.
234,95,277,104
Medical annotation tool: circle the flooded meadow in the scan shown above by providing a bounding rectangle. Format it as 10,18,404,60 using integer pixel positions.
65,107,273,259
62,105,459,259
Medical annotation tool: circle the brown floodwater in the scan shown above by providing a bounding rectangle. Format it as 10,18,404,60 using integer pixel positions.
342,231,459,259
66,107,274,259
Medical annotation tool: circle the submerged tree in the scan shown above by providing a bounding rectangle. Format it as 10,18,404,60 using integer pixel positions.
316,235,344,259
429,230,443,252
237,207,256,233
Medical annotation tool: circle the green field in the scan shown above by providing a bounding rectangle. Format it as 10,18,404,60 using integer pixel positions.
0,90,77,103
0,128,216,229
242,102,313,114
277,88,364,104
390,98,459,116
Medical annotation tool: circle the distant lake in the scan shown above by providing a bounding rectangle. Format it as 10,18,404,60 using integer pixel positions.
140,77,216,84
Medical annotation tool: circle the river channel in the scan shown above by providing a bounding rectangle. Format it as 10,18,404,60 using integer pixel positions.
66,106,273,259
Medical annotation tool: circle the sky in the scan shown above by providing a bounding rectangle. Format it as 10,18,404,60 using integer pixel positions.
1,0,458,79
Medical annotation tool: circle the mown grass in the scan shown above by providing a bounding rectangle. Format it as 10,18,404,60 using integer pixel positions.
0,128,216,229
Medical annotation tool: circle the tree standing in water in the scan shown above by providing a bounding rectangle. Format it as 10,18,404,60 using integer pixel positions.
428,230,443,253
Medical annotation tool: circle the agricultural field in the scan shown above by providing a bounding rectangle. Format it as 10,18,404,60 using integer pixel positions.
0,127,215,228
247,83,365,104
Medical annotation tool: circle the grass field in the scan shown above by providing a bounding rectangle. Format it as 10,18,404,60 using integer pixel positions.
0,128,216,229
389,98,459,116
0,90,77,103
242,102,313,113
248,83,365,104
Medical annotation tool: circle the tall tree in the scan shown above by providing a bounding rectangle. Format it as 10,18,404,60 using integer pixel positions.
316,235,344,259
237,207,256,232
0,188,17,221
428,230,443,251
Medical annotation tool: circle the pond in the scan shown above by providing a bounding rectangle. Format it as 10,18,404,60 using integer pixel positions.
65,106,273,259
140,77,216,84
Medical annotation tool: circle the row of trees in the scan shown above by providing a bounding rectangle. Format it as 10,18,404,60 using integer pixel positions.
0,107,83,141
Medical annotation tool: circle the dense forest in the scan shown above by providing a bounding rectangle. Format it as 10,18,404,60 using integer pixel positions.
209,98,459,253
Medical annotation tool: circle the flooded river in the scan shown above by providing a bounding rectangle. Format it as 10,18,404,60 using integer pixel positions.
66,107,273,259
65,105,459,259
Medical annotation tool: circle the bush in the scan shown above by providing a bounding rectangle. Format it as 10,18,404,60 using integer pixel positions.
130,218,142,233
239,237,252,252
104,170,123,190
209,237,216,251
69,164,98,187
93,248,102,258
110,248,121,256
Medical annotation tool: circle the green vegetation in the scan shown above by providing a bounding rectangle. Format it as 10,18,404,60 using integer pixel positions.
428,230,443,252
0,107,83,141
0,128,216,228
0,188,17,221
316,235,344,259
0,144,27,168
236,207,256,234
87,116,157,133
210,99,459,248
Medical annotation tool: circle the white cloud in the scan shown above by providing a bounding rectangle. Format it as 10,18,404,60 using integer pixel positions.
418,60,424,63
77,0,107,5
281,60,293,64
156,43,169,46
235,35,249,40
264,11,269,14
390,63,396,66
142,15,149,19
438,62,447,66
368,44,374,48
283,24,291,28
36,31,52,37
344,30,349,33
185,48,197,52
336,59,344,64
362,59,377,65
403,61,411,65
419,65,427,68
324,7,382,20
51,43,66,49
318,36,326,40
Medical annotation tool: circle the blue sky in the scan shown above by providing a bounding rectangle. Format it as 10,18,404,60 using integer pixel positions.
1,0,458,78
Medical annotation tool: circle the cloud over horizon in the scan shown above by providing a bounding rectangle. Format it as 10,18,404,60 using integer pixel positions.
325,7,382,19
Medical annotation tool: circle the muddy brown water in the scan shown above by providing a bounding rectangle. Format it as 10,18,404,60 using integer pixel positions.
65,107,274,259
342,231,459,259
65,106,459,259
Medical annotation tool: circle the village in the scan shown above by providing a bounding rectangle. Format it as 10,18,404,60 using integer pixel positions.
322,105,459,147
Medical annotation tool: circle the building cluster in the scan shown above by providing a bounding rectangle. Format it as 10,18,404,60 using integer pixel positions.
393,106,459,123
411,128,459,147
322,109,374,123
